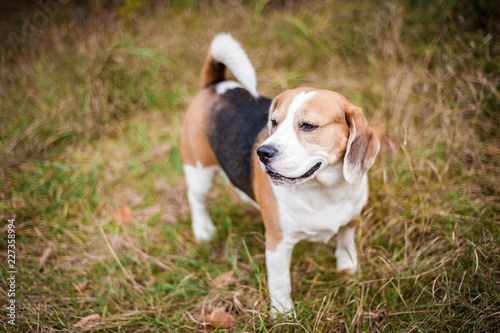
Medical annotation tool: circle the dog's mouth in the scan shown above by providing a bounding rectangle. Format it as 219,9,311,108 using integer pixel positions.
266,162,322,186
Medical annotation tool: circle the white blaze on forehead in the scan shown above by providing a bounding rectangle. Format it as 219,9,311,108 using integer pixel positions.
273,90,317,143
284,90,317,121
264,90,318,177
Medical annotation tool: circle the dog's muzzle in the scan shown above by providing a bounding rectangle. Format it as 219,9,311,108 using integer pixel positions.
257,145,278,165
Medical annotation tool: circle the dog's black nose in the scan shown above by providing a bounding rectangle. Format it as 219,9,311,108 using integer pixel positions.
257,145,278,164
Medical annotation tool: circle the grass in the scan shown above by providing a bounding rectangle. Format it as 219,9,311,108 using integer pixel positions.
1,0,499,331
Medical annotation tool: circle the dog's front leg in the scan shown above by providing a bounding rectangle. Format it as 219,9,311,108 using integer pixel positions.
335,217,359,274
265,240,295,315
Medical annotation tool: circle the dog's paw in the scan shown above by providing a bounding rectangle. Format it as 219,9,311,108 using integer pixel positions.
269,307,295,320
336,260,357,274
335,248,357,274
269,298,295,319
193,219,216,241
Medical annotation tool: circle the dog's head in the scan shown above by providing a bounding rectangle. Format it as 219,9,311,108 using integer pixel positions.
257,88,380,186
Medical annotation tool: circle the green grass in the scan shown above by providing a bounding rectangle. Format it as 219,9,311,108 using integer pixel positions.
1,0,499,331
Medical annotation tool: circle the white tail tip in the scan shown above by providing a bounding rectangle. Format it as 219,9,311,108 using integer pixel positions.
211,34,259,98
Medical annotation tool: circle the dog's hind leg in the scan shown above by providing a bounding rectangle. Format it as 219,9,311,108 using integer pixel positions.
184,163,220,241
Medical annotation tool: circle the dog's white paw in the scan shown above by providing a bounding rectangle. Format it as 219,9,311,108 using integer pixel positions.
192,215,216,241
269,297,294,319
335,248,357,274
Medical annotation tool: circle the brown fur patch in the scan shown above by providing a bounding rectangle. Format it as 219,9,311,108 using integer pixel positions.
298,90,351,161
252,129,282,252
346,214,361,228
344,105,380,183
200,52,226,89
180,88,219,168
269,88,314,134
271,88,379,184
270,88,353,163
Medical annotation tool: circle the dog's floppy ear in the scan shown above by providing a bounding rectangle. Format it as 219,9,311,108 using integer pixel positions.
343,106,380,184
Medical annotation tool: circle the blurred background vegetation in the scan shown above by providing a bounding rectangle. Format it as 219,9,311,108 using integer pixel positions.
1,0,499,332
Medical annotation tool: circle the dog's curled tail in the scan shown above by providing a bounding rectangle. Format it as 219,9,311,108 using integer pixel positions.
201,33,259,98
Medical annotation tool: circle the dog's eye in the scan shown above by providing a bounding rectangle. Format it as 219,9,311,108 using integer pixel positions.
299,122,318,131
270,119,277,127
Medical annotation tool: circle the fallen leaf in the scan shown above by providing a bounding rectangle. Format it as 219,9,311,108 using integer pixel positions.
72,281,88,296
104,123,117,137
114,206,133,224
212,271,239,288
204,309,236,328
484,146,500,157
367,309,390,318
74,313,101,328
152,143,174,158
19,163,38,173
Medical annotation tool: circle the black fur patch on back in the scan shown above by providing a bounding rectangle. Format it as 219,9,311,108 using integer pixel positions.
207,86,271,199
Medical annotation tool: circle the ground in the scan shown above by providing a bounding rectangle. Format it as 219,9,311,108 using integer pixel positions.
0,0,499,332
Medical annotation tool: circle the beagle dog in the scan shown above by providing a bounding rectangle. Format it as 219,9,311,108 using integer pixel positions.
180,34,380,314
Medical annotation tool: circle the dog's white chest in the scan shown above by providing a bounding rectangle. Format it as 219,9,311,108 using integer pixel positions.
272,175,368,243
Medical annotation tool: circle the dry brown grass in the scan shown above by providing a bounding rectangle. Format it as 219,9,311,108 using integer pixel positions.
0,0,499,332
